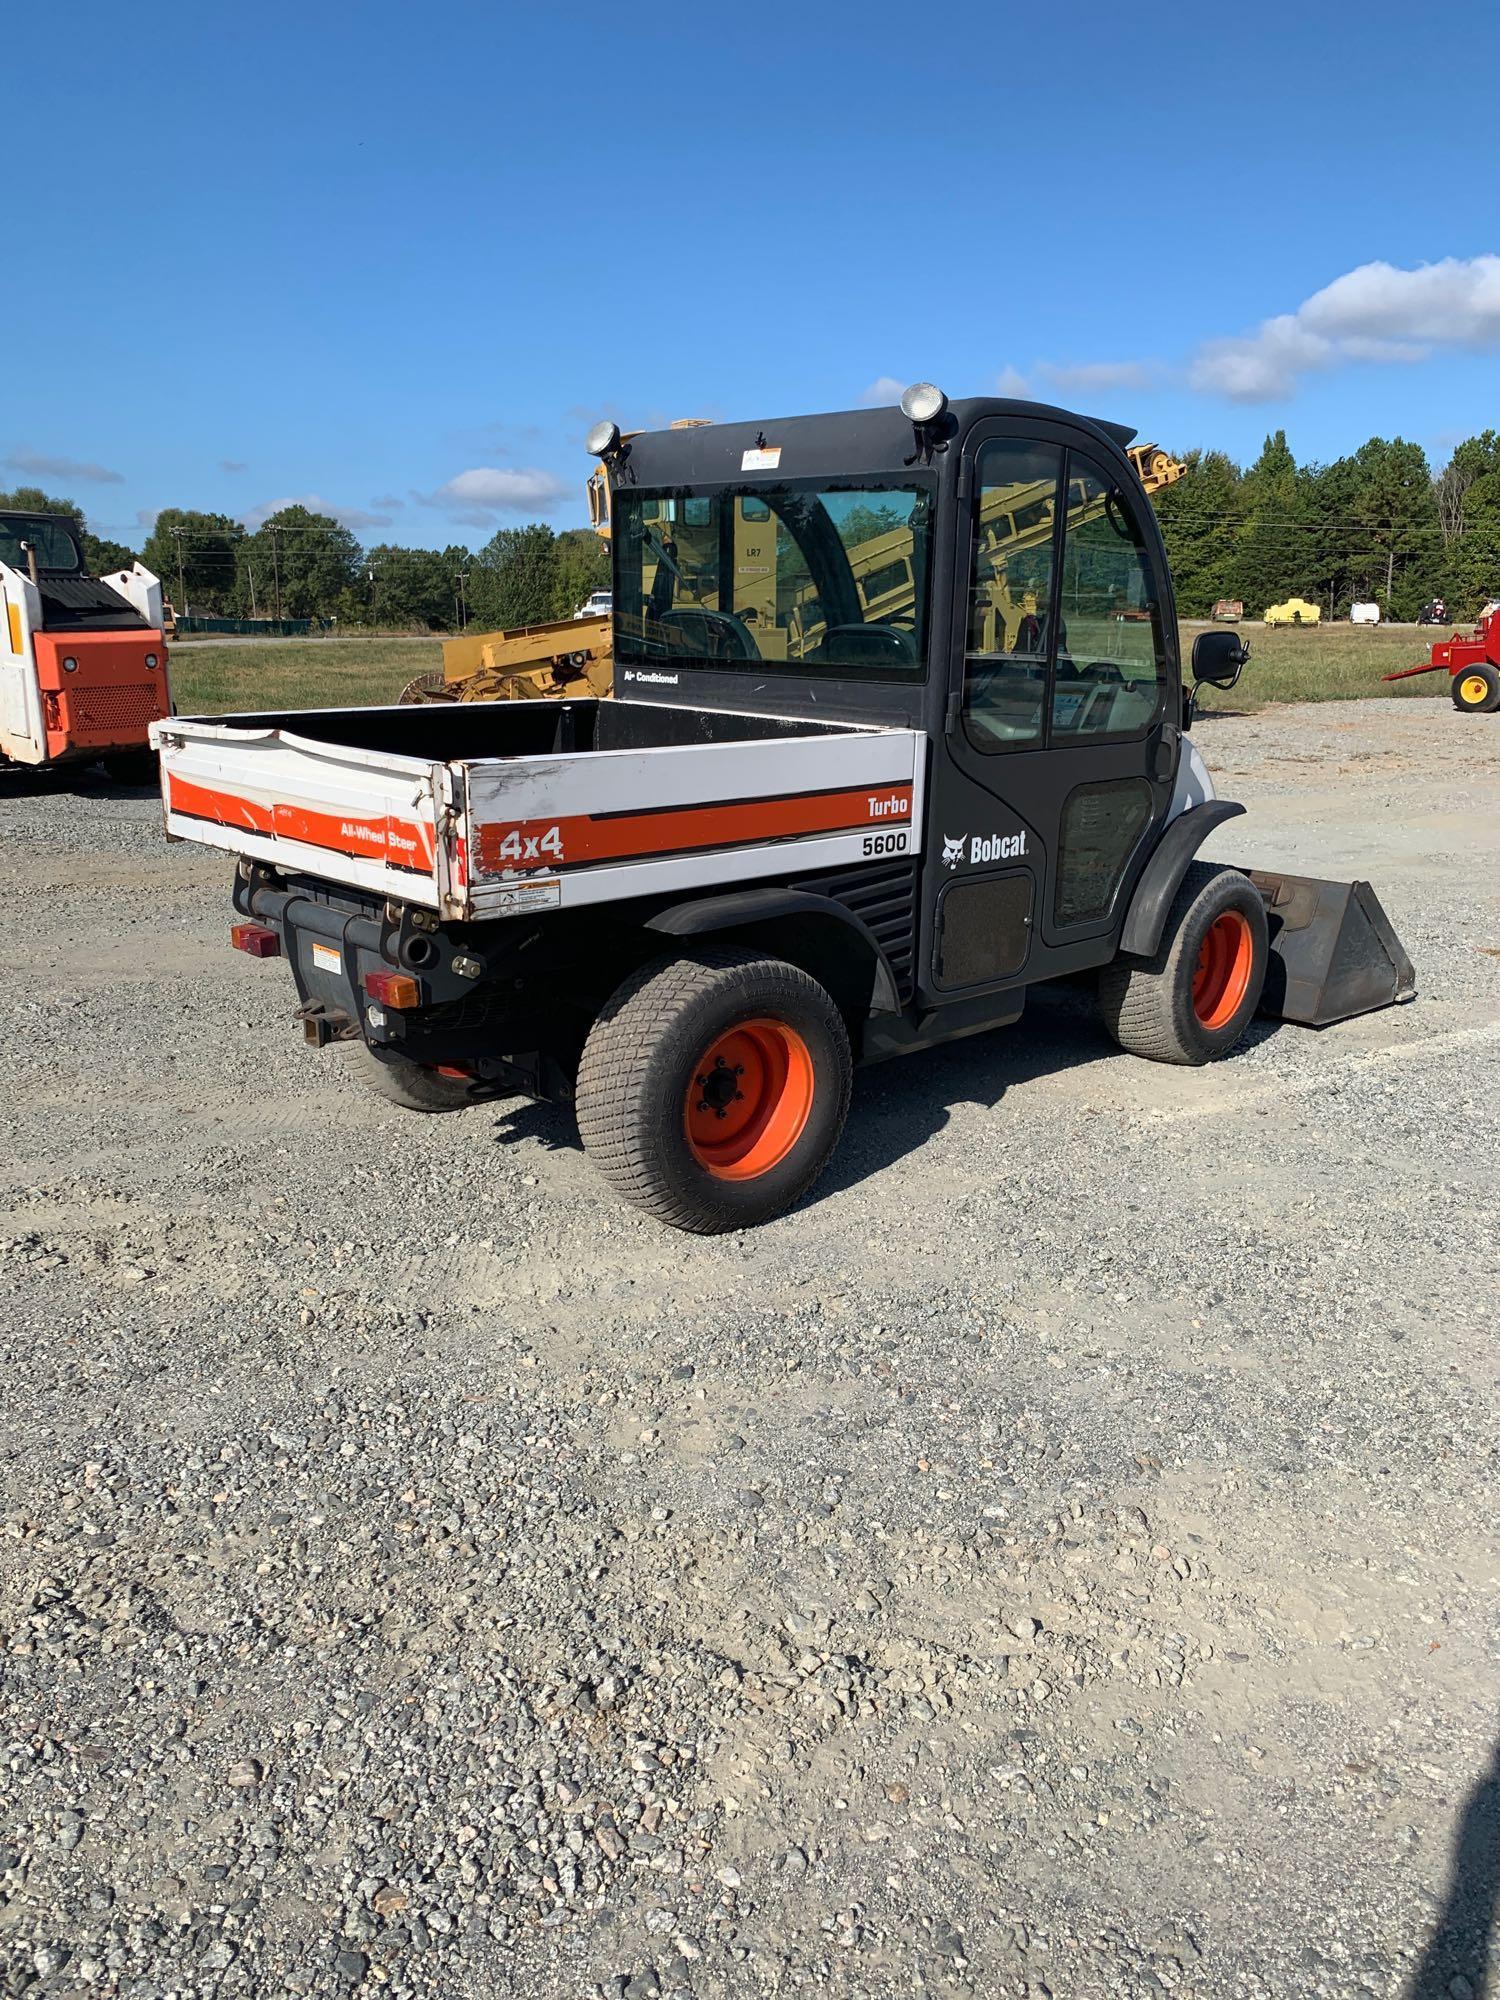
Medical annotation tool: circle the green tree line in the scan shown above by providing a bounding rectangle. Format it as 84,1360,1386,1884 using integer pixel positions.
0,487,610,632
1150,428,1500,621
9,422,1500,632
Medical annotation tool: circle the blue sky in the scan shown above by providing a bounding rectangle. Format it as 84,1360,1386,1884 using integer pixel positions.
9,0,1500,549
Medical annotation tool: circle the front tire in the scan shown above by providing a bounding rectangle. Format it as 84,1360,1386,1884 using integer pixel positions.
576,949,852,1233
1452,664,1500,713
1099,862,1268,1066
351,1042,475,1112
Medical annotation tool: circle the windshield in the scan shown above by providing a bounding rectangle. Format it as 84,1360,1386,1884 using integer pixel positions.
0,515,83,574
613,482,931,677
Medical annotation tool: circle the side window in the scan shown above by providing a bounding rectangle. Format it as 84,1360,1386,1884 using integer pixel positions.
1052,453,1167,741
961,440,1062,755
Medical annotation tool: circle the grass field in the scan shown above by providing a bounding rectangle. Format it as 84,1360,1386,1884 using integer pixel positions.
167,623,1446,718
1185,620,1445,713
168,637,444,715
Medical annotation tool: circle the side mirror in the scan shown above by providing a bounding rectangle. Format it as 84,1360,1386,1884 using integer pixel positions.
1191,628,1250,689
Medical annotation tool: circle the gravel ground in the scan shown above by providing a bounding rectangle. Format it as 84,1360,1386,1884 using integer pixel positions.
2,700,1498,2000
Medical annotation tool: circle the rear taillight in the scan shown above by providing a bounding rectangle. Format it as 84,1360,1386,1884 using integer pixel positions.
365,968,421,1010
231,923,281,958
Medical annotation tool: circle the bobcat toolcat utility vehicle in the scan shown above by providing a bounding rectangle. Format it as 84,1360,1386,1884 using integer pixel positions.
154,387,1413,1231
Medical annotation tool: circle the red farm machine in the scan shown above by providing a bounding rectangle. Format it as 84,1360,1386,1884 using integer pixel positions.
1383,603,1500,713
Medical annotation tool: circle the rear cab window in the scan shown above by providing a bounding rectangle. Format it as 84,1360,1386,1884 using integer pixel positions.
0,516,84,574
613,483,933,679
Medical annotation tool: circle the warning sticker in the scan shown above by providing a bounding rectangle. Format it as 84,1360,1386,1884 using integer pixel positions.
489,877,562,915
741,446,782,471
311,942,343,974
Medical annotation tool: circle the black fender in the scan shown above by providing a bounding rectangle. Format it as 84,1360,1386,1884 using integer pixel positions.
644,887,902,1016
1118,801,1246,958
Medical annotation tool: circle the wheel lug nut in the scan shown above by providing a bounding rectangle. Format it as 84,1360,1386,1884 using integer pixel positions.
734,1090,744,1100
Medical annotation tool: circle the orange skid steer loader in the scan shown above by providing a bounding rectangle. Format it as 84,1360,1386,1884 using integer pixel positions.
1,510,171,780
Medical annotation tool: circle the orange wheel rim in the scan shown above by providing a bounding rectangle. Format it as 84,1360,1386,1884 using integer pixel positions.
684,1018,815,1181
1192,910,1255,1030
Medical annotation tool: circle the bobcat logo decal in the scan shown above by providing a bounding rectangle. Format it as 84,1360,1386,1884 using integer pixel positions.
942,830,1029,870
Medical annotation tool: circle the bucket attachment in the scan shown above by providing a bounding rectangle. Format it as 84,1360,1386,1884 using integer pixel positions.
1247,873,1416,1026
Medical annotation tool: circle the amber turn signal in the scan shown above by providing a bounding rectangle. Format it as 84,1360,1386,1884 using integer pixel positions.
364,968,421,1010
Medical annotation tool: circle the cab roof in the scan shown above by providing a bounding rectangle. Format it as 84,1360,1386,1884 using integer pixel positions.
613,398,1138,489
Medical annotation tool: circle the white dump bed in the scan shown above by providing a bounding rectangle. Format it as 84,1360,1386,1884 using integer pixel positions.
154,719,454,909
154,703,925,921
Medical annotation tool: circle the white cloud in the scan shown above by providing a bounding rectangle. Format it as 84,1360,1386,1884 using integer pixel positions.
1300,254,1500,344
415,465,570,524
995,365,1030,398
859,376,908,407
1189,254,1500,401
370,493,404,511
218,459,247,474
1037,359,1153,397
135,507,158,529
5,448,124,484
241,493,394,533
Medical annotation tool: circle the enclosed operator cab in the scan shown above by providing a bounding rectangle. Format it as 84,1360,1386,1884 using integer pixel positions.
0,510,170,775
603,393,1217,1029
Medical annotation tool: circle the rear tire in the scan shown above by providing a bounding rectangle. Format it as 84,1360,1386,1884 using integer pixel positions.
576,949,852,1233
1099,861,1268,1066
1452,663,1500,713
352,1042,474,1112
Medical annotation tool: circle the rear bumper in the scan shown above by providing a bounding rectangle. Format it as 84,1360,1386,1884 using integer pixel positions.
230,869,556,1093
234,877,387,1046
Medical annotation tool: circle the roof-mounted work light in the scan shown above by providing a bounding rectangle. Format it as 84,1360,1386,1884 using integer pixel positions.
899,382,951,465
585,419,622,459
899,382,947,425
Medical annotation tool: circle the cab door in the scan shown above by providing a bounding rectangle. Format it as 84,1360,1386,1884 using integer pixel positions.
923,420,1181,999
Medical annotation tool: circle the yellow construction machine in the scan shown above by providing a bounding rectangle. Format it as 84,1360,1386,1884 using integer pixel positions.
400,422,703,707
400,612,614,705
402,432,1184,705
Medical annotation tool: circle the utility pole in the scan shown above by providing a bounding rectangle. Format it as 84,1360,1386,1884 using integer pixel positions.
454,569,469,630
367,565,376,628
172,526,187,622
247,563,258,618
270,524,282,622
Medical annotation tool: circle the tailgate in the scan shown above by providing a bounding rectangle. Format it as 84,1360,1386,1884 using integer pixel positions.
153,716,459,912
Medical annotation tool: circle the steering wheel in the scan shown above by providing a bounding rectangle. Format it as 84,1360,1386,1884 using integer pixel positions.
656,607,758,661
